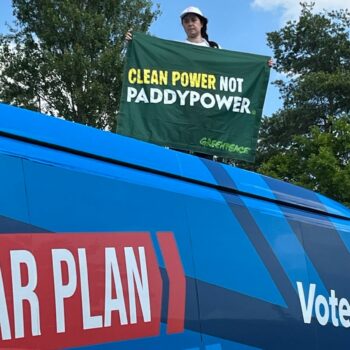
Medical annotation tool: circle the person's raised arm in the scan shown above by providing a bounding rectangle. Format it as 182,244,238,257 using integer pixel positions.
125,28,133,42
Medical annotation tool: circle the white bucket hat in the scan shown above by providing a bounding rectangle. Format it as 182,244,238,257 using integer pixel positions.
180,6,208,23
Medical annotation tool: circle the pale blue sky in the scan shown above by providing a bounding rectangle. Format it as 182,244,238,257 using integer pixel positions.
1,0,348,116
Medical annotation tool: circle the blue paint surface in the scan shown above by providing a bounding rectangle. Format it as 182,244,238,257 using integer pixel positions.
1,104,350,349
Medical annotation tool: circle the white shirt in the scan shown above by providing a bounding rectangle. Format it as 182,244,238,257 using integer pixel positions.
185,39,221,49
185,39,210,47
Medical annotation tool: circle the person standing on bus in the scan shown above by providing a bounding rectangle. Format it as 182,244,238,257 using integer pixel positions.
180,6,220,48
125,6,219,48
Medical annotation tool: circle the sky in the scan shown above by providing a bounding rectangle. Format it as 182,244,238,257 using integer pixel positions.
0,0,349,116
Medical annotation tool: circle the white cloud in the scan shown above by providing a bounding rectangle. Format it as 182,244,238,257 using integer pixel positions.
251,0,350,22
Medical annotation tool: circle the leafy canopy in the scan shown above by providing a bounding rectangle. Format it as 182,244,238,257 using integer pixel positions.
0,0,160,130
256,3,350,206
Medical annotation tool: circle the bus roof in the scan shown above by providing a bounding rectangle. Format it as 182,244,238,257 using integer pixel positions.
0,103,349,220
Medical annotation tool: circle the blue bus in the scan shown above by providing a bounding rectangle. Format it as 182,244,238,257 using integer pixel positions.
0,103,349,349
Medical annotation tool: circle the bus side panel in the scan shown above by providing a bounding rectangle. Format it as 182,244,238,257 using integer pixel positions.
1,134,350,349
295,209,350,350
0,139,203,349
195,160,350,350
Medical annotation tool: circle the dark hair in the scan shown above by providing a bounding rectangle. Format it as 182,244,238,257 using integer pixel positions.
200,20,219,48
182,13,219,48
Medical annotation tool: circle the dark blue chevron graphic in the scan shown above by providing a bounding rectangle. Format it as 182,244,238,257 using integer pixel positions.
184,274,350,349
264,176,350,298
2,199,350,349
200,160,350,349
201,160,300,312
279,207,350,298
0,215,49,234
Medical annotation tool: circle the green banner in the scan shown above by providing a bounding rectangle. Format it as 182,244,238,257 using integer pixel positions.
118,33,270,162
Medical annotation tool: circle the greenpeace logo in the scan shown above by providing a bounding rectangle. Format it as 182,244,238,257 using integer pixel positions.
297,281,350,327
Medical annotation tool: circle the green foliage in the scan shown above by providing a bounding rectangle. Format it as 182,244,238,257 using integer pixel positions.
0,0,160,130
252,3,350,206
269,3,350,76
259,117,350,207
263,3,350,142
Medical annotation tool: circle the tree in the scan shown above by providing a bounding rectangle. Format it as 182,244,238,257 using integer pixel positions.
258,3,350,151
259,117,350,207
254,3,350,206
0,0,160,131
